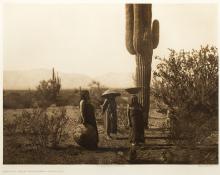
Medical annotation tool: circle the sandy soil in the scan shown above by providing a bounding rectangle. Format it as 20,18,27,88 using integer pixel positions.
3,106,218,164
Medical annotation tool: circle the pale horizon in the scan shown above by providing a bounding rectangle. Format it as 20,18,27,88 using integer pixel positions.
3,67,133,78
3,4,218,77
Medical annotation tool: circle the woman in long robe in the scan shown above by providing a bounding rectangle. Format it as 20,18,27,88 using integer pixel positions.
127,95,145,145
102,97,117,139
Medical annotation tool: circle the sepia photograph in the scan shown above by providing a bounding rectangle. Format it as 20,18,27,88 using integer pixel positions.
2,0,219,166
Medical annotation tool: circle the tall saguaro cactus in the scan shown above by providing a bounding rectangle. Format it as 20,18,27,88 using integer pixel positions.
125,4,159,128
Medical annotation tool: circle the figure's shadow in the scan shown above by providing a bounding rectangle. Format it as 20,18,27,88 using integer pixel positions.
51,144,129,153
115,137,128,140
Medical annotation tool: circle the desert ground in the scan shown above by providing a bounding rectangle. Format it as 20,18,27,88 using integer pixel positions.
3,106,218,164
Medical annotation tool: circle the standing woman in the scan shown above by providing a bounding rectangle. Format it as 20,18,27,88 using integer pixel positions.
127,95,145,145
101,90,120,139
78,90,99,149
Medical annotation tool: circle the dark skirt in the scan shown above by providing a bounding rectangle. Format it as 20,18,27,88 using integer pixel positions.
129,108,145,144
104,111,117,134
73,124,98,150
78,101,99,147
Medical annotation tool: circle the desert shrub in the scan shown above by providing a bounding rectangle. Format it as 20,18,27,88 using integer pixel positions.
15,107,69,148
35,78,61,107
152,45,218,146
35,69,61,107
49,108,69,147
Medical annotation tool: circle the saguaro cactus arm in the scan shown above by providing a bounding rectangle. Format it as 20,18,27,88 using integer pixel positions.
133,4,146,55
152,19,160,49
125,4,136,55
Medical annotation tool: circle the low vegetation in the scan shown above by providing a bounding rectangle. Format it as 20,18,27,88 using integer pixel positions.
152,45,218,146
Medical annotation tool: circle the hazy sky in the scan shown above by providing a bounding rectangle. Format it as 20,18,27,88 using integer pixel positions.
3,3,218,77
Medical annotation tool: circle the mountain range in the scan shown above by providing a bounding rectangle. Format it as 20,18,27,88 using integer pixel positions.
3,69,134,90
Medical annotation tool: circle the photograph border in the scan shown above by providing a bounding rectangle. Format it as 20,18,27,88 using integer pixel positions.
0,0,219,174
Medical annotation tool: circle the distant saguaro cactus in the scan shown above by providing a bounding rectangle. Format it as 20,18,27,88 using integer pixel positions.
36,68,61,107
51,68,61,103
125,4,160,128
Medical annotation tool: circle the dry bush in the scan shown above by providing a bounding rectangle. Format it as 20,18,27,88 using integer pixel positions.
152,45,218,146
15,107,69,149
36,79,61,107
49,108,70,147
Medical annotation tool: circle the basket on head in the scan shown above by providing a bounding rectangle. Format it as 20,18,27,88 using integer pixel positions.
125,87,142,94
101,89,121,98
